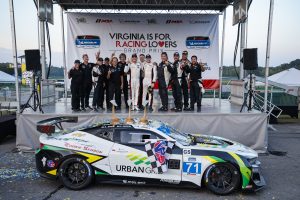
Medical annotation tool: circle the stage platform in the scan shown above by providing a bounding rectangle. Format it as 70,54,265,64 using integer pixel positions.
16,98,268,153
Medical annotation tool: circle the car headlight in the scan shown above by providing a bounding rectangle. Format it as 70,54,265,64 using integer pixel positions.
247,157,258,165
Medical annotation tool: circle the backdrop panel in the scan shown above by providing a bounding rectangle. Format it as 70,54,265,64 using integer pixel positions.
16,112,267,153
67,13,219,89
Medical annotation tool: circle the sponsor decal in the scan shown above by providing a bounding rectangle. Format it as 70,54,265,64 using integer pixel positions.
41,157,47,167
119,19,140,24
116,165,156,174
160,179,180,184
71,132,85,137
183,162,201,175
183,149,191,155
154,141,167,164
189,20,210,24
47,160,55,168
157,124,171,135
96,19,112,23
186,36,210,49
64,142,103,154
75,35,101,48
122,180,146,185
188,157,196,162
76,17,87,24
147,19,157,24
126,153,151,165
166,20,183,24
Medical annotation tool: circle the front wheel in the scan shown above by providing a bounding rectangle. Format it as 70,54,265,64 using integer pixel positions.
204,163,241,195
58,157,94,190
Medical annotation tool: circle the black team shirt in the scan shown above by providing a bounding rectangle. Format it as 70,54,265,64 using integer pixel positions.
189,63,202,81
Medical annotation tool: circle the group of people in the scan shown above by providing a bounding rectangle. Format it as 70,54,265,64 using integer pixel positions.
68,50,205,112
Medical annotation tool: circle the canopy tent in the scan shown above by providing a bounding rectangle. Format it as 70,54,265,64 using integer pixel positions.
0,71,16,83
268,68,300,87
55,0,234,11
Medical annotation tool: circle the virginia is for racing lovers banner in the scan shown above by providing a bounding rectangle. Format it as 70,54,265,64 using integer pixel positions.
67,13,220,89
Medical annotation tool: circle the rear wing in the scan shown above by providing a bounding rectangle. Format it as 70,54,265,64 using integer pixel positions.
37,116,78,135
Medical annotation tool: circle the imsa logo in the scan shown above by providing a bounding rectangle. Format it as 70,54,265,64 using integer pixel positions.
96,19,112,23
166,20,183,24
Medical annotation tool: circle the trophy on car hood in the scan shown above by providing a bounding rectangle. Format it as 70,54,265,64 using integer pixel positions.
140,100,149,124
125,100,134,124
110,100,119,125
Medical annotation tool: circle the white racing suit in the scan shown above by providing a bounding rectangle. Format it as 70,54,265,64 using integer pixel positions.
124,62,141,108
142,62,157,106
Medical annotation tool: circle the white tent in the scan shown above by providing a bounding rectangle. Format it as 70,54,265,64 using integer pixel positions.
268,68,300,87
0,70,16,83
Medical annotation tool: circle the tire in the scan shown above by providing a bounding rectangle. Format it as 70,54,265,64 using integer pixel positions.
204,163,241,195
58,157,94,190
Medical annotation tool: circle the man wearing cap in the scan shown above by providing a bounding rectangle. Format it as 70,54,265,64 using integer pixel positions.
80,53,97,110
118,53,129,109
167,52,182,112
142,54,157,111
180,51,191,110
68,60,84,112
102,57,111,110
92,57,105,111
124,54,142,111
157,52,172,111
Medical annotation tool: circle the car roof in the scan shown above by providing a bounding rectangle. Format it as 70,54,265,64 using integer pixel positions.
77,118,165,132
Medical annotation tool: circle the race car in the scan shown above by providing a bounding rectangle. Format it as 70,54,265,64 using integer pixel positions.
35,116,265,195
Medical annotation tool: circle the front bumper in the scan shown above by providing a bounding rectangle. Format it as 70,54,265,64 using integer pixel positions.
245,160,266,191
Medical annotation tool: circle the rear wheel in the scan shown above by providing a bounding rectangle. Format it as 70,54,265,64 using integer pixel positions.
58,157,94,190
204,163,241,195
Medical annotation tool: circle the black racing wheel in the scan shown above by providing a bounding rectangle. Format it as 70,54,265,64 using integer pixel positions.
204,163,241,195
58,157,94,190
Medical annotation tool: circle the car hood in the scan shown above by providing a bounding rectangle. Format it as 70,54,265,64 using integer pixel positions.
188,134,258,159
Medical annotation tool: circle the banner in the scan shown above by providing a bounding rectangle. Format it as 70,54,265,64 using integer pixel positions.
67,13,219,89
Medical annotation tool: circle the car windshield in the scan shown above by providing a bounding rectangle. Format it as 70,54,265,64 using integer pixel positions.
166,125,191,146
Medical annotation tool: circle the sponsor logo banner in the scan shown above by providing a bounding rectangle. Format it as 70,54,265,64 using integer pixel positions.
67,13,219,82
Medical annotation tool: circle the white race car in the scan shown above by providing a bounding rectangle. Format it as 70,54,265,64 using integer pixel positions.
35,116,265,195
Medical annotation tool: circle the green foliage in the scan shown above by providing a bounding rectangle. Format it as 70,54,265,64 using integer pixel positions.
0,63,64,79
222,59,300,78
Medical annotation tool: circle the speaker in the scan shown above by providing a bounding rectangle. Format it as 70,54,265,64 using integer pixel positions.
243,48,258,70
25,49,41,71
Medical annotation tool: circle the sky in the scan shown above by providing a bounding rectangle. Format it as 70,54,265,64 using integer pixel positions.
0,0,299,67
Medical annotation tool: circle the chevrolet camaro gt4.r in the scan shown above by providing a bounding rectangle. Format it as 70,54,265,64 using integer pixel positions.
35,117,265,195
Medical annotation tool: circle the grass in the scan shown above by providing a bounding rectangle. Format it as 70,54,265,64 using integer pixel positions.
277,113,300,124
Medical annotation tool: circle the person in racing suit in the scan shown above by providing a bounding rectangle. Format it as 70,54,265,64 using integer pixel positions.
124,53,142,111
141,54,157,111
157,52,171,111
179,51,191,110
186,55,205,112
167,52,183,112
107,57,123,110
138,54,146,109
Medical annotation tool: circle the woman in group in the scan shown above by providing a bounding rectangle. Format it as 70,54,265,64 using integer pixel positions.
107,57,123,110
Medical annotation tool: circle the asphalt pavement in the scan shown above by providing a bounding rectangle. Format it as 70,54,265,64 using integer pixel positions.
0,124,300,200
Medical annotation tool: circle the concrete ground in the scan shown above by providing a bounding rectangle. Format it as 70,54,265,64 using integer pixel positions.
0,124,300,200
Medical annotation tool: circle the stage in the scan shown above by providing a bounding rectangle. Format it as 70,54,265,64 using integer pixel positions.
16,97,268,153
